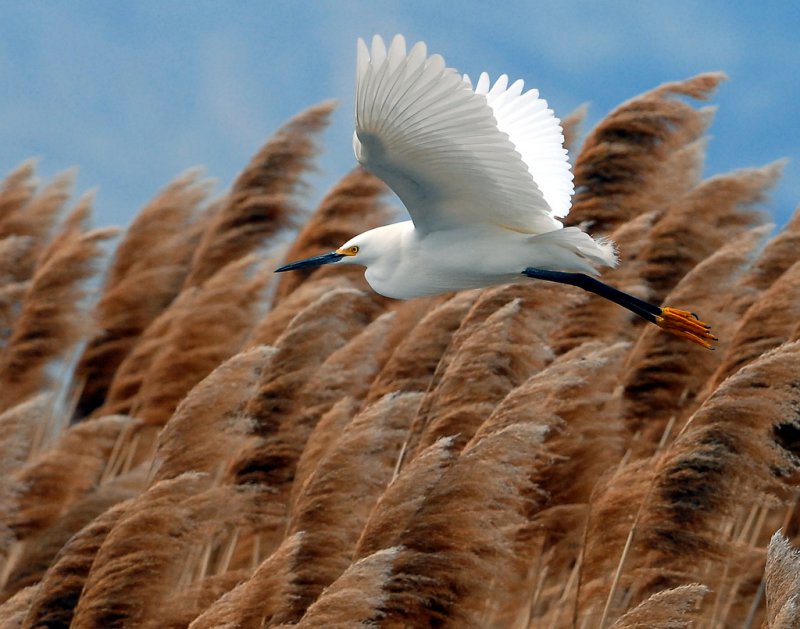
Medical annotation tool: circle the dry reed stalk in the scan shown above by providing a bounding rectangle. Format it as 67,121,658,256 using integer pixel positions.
354,436,458,559
244,327,398,552
0,169,74,284
472,342,628,624
0,160,38,226
765,532,800,628
293,310,398,412
566,74,723,234
0,167,67,239
5,476,142,605
135,256,269,426
74,170,212,418
579,458,657,619
142,570,250,629
19,493,137,629
637,163,779,302
410,298,551,455
0,197,118,411
289,398,360,513
0,281,30,349
363,296,444,384
0,585,38,629
0,396,54,576
281,312,401,509
75,268,195,417
185,102,335,288
247,275,358,347
103,256,268,425
621,226,770,439
367,423,550,626
71,474,262,629
280,393,422,622
95,287,197,418
188,533,304,629
227,288,383,554
109,169,212,287
473,342,628,512
608,584,708,628
630,341,800,599
409,281,567,419
707,260,800,393
0,236,35,286
272,166,391,302
280,547,400,628
0,236,35,348
714,544,768,628
743,207,800,293
456,282,566,356
152,346,275,482
0,393,52,483
365,291,475,403
235,287,384,453
2,416,137,550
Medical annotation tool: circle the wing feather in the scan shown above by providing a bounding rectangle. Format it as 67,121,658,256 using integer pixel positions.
354,35,566,236
475,71,574,217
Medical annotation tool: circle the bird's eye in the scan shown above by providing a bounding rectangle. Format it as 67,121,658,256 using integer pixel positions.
350,245,359,254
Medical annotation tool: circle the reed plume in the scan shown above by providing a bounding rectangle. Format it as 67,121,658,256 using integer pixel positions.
282,393,422,621
71,474,261,629
765,532,800,628
17,490,135,629
74,170,212,418
185,102,334,288
0,196,117,412
608,584,708,628
188,533,305,629
566,73,723,234
0,168,73,286
152,346,274,482
0,160,38,226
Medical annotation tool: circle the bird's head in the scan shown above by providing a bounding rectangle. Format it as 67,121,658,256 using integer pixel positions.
274,235,367,273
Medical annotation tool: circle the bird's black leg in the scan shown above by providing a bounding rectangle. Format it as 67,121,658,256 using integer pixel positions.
522,268,661,323
521,268,717,348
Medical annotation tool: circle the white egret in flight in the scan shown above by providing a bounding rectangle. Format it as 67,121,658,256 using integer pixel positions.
276,35,716,348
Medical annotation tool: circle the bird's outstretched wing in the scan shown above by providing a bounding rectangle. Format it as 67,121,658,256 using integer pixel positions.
353,35,573,236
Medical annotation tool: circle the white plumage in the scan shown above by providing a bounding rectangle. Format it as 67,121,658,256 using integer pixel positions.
276,34,716,348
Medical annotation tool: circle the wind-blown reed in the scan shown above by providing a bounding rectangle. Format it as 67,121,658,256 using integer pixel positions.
0,73,798,628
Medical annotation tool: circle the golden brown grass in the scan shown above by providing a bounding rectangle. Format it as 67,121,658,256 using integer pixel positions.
0,74,798,628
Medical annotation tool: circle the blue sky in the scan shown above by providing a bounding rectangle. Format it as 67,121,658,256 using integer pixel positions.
1,2,798,228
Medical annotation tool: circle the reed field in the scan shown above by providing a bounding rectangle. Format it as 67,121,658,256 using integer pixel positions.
1,73,800,628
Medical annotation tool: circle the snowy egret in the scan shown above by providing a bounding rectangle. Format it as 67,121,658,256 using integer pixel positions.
276,35,716,348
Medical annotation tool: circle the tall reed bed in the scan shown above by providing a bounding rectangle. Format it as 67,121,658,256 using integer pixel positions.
0,76,798,628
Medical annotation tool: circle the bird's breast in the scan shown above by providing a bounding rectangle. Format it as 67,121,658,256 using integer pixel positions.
363,226,525,299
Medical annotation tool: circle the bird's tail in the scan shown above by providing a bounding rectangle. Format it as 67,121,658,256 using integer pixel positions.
528,226,619,275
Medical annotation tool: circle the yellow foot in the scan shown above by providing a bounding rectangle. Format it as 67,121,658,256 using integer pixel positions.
655,307,718,349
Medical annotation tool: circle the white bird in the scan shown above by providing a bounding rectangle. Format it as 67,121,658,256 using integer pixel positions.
276,35,715,348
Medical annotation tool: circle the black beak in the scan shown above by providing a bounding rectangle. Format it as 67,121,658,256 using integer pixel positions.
275,251,345,272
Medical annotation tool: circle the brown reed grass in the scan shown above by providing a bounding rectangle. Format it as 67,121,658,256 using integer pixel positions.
185,102,335,288
74,169,212,418
566,73,723,234
765,532,800,628
0,196,117,412
1,76,797,629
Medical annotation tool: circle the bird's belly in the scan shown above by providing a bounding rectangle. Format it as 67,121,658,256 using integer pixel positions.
364,231,525,299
